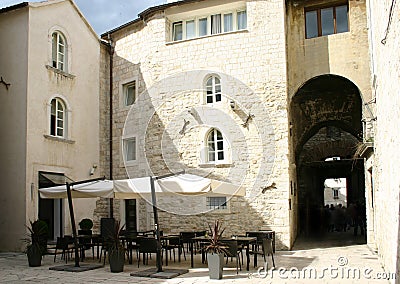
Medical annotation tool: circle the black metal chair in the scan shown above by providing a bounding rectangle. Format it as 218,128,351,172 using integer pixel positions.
46,237,74,263
162,235,184,264
137,237,158,267
221,239,243,274
180,232,196,257
247,232,275,268
261,238,275,268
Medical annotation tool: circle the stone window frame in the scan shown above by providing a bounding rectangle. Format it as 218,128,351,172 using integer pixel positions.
122,135,137,166
46,96,71,140
119,77,138,108
169,6,247,42
52,31,67,71
200,127,232,166
47,26,74,78
206,196,229,211
304,2,349,39
205,74,222,104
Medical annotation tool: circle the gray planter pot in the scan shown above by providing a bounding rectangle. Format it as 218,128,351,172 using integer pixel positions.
109,250,125,273
27,245,42,267
207,253,224,279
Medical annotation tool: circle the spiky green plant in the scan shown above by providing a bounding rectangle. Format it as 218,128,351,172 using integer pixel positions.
204,219,228,254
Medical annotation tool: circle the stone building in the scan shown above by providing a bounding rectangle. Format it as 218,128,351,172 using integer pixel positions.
364,0,400,281
0,0,100,251
99,0,374,250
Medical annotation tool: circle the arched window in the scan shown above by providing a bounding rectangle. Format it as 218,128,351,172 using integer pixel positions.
206,76,221,103
50,98,66,137
207,129,225,162
52,31,67,71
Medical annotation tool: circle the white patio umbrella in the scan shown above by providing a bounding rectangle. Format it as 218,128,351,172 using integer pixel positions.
39,173,246,199
38,173,245,270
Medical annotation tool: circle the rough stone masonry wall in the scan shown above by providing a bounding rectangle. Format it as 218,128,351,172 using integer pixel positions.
368,0,400,281
109,0,291,248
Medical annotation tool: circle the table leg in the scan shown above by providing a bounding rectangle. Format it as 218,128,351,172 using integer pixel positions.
246,244,250,271
190,241,194,268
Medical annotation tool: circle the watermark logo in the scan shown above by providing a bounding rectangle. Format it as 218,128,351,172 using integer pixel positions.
122,70,276,215
250,256,397,281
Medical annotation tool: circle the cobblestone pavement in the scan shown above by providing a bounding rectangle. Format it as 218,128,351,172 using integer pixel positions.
0,233,394,283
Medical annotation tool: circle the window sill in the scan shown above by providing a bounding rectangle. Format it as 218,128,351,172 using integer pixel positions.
123,160,138,167
207,208,231,214
46,65,75,79
166,29,248,45
199,163,233,168
44,135,75,144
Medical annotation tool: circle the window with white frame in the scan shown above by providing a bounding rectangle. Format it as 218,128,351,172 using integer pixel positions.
207,129,225,162
52,31,67,72
333,189,339,199
124,137,136,161
206,196,227,210
206,76,222,104
171,9,247,41
124,81,136,106
50,98,66,137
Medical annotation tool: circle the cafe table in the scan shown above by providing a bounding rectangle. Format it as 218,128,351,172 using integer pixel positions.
190,236,257,271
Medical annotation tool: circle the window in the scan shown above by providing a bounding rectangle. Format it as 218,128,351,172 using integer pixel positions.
305,4,348,38
206,76,222,103
211,14,222,34
124,81,136,106
52,32,67,71
50,98,66,137
171,9,247,41
173,22,183,41
207,197,227,210
186,20,195,39
237,10,247,30
199,18,208,36
224,13,233,32
207,129,225,162
333,189,339,199
124,137,136,161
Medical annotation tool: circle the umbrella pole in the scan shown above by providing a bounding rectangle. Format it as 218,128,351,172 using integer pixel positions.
66,182,80,267
150,176,163,272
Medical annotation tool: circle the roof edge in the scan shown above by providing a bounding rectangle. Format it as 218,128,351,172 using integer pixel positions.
101,0,206,38
0,2,28,14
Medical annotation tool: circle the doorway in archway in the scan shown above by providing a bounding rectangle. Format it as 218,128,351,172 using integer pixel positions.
289,75,366,246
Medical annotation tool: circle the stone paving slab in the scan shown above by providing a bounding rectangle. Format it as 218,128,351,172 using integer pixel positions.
0,240,394,283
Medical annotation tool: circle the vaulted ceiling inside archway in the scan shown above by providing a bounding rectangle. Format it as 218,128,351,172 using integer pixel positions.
290,75,363,162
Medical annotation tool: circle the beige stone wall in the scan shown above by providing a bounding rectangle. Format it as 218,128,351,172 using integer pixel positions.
367,0,400,280
0,1,101,250
107,0,292,248
0,6,29,251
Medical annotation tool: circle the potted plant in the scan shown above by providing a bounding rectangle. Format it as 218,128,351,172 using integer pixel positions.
78,218,93,235
23,220,48,267
108,220,126,273
204,220,227,280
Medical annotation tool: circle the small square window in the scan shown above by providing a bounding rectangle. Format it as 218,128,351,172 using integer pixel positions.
206,197,227,210
124,82,136,106
124,138,136,161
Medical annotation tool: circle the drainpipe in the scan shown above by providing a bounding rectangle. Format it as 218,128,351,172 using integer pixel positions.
107,33,114,218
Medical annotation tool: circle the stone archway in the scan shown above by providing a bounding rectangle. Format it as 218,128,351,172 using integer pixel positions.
289,74,365,240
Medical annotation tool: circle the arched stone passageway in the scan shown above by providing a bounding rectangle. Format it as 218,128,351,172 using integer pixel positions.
289,75,366,243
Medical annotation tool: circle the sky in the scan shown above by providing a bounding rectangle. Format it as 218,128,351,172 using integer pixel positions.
0,0,168,35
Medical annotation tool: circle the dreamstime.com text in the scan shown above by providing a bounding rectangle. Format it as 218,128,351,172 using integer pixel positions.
249,257,397,281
